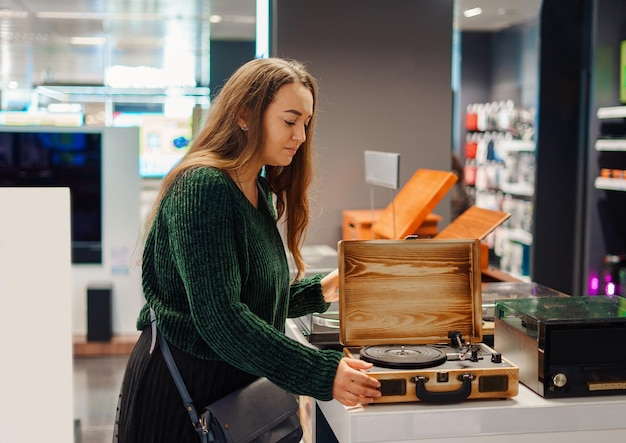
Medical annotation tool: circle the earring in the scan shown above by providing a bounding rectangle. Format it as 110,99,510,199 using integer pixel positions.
240,124,249,132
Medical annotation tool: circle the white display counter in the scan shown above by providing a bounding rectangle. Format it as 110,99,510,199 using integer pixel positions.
286,319,626,442
317,386,626,442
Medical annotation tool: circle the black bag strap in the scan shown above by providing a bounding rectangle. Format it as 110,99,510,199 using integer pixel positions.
150,308,214,442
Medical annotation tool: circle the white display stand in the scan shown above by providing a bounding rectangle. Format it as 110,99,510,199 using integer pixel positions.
286,319,626,443
71,126,142,336
317,388,626,442
0,188,73,442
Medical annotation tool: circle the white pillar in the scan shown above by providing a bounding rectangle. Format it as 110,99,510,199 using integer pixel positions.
0,188,73,443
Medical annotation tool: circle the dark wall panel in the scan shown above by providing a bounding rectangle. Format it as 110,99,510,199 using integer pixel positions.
533,0,591,295
584,0,626,295
209,40,255,96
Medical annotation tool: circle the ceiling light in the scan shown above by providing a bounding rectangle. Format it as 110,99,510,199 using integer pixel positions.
209,15,222,24
463,7,482,18
38,11,163,21
0,10,28,18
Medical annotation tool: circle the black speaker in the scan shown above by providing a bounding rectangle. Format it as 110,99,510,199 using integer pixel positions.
87,285,112,342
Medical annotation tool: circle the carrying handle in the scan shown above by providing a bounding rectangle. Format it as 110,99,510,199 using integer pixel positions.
414,374,473,402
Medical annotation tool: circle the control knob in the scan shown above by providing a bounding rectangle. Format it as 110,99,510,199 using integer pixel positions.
552,373,568,388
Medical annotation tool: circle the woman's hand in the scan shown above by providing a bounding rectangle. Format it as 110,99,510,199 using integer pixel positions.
332,358,382,406
321,269,339,303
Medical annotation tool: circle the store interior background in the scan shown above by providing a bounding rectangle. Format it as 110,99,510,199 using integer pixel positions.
1,0,625,338
1,1,626,442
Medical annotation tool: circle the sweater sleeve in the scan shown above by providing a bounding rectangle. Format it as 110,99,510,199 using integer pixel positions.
287,274,332,318
158,168,342,400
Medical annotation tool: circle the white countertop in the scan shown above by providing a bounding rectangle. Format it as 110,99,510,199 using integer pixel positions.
286,319,626,442
316,376,626,442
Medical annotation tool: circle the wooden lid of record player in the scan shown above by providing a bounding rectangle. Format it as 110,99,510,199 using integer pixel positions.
338,239,482,347
372,169,457,240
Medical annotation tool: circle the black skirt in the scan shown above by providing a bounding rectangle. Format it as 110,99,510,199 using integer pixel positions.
114,327,257,443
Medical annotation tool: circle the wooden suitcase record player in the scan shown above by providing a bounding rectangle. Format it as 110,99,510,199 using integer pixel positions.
338,239,519,403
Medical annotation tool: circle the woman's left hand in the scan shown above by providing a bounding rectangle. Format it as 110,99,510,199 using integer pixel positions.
321,269,339,303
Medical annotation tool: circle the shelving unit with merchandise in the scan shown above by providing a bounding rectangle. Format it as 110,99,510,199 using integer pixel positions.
595,106,626,192
464,100,535,281
574,1,626,299
590,105,626,296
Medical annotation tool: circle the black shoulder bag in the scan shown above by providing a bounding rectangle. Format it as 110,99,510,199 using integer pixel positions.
150,310,303,443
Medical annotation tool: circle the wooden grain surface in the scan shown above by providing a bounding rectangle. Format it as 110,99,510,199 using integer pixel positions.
338,239,482,346
435,206,511,240
344,345,519,402
342,209,443,240
372,169,457,240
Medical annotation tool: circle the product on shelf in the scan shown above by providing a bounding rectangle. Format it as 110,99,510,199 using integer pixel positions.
462,100,536,279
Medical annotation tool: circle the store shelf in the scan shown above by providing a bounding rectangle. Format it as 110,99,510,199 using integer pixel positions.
503,227,533,246
465,101,536,281
595,139,626,151
597,106,626,119
499,139,536,152
594,177,626,192
500,182,534,197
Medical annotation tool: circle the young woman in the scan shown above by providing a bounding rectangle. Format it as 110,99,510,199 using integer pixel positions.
114,57,381,442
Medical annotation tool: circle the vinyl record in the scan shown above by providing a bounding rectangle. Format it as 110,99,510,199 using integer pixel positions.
360,345,447,369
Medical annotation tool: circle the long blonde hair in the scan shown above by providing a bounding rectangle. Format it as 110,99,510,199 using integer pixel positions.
146,57,318,278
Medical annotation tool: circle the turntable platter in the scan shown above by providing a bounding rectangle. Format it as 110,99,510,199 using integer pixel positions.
311,311,339,328
360,345,448,369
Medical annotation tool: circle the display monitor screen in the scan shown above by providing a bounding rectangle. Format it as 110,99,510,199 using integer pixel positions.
619,40,626,105
0,129,102,264
113,113,191,178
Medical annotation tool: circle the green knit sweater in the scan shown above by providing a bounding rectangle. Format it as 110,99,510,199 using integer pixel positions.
136,167,343,401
